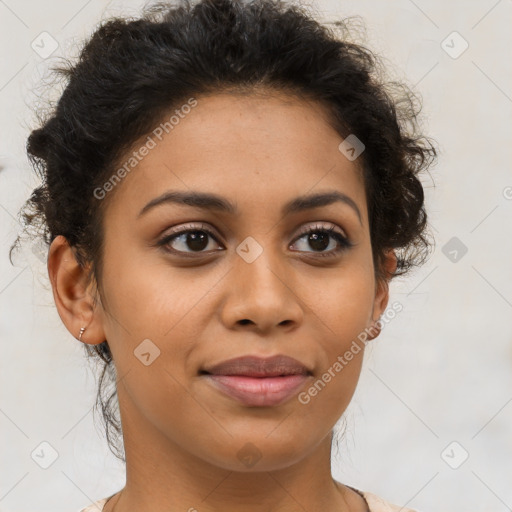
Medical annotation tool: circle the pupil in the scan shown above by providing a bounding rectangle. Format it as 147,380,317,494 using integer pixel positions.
187,231,208,251
309,232,328,251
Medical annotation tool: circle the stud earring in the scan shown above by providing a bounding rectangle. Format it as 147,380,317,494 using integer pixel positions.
78,326,86,341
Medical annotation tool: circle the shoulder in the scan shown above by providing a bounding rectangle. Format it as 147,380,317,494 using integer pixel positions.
77,496,109,512
361,490,422,512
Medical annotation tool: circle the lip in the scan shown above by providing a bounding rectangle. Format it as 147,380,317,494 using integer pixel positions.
203,374,310,407
200,354,312,407
201,354,312,377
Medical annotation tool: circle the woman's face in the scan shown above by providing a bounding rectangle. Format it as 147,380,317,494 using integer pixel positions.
80,91,392,471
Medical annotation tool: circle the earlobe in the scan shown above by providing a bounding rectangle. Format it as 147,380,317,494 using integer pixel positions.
47,235,106,345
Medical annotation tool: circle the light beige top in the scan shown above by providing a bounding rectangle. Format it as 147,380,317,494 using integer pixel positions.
78,488,420,511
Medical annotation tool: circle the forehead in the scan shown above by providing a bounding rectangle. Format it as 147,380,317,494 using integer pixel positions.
102,91,368,225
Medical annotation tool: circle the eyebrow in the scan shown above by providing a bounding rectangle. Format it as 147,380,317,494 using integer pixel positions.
138,190,362,225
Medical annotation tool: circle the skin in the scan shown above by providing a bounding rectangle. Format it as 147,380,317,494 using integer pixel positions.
48,90,397,512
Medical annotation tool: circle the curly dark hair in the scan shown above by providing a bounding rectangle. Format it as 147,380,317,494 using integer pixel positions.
9,0,437,462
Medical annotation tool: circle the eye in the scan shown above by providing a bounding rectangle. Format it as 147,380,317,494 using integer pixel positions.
290,223,353,258
157,223,223,257
156,222,353,259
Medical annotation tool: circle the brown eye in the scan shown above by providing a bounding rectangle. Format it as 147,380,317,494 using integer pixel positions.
157,223,223,256
290,224,353,258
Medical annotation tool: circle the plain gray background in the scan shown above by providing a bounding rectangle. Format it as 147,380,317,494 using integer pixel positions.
1,0,511,511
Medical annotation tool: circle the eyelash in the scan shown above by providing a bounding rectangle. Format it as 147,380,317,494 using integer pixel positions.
156,222,353,259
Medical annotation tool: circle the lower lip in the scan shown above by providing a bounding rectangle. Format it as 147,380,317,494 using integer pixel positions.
203,374,310,407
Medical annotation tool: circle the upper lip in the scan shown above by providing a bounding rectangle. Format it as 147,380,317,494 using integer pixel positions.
201,355,312,377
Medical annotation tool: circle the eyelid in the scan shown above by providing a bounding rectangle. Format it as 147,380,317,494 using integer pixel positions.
159,221,346,243
293,221,347,240
163,222,220,239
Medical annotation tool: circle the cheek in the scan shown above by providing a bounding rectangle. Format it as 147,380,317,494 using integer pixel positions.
298,267,374,404
99,252,228,392
300,263,376,342
99,247,200,340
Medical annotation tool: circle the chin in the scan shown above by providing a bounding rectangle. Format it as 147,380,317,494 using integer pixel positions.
198,435,312,473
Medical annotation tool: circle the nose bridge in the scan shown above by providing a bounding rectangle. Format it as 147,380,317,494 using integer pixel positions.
235,234,285,295
221,234,302,330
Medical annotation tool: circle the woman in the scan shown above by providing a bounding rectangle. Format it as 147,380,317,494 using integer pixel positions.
10,0,436,510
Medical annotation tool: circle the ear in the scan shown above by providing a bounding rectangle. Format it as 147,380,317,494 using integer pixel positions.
367,249,398,341
47,235,106,345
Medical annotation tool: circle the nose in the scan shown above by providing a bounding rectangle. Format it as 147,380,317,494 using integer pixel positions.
219,245,304,335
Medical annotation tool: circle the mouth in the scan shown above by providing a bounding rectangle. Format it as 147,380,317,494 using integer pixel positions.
199,354,313,407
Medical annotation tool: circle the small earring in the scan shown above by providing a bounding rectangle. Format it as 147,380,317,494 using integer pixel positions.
78,326,86,341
